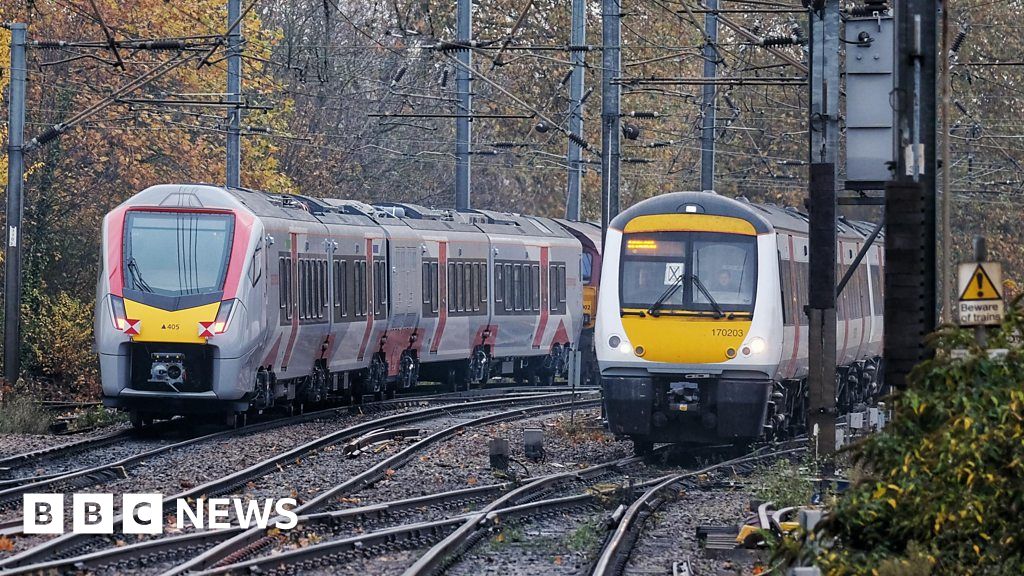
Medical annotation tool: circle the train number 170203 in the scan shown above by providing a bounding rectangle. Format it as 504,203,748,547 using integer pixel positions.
711,328,744,337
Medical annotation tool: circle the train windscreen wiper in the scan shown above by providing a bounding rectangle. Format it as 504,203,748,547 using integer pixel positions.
126,257,153,293
691,274,725,319
647,272,685,317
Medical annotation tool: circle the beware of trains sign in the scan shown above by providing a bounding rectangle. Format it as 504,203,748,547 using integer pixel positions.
957,262,1004,326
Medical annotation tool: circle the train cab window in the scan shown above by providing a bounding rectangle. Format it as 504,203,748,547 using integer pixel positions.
249,245,263,286
581,253,593,284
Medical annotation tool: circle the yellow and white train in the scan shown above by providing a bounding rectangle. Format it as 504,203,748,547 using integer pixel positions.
595,192,884,452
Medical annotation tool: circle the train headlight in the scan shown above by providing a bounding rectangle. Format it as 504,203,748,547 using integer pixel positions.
213,300,236,334
109,295,128,331
748,337,767,355
608,335,621,349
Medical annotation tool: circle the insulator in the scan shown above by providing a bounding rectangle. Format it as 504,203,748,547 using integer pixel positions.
491,142,518,148
32,40,68,49
440,69,449,87
762,35,798,48
954,101,968,115
391,66,406,84
628,111,659,119
568,132,589,149
951,28,968,53
134,40,186,50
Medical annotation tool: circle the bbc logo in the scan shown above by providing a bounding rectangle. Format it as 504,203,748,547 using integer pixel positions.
23,494,163,535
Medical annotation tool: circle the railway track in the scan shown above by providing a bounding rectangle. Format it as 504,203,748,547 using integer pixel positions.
0,395,459,526
590,445,807,576
0,390,596,572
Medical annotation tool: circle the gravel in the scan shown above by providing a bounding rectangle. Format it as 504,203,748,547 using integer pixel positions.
620,482,768,576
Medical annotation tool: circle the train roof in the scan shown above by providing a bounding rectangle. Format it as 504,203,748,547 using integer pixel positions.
610,191,882,242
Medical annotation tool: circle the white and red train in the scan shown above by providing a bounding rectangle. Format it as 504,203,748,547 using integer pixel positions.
95,184,590,425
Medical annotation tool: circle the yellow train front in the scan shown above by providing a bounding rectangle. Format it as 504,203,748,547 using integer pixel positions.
597,192,829,452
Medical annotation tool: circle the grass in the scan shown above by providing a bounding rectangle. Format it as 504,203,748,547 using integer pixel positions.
0,395,53,434
751,458,815,508
564,519,602,552
71,406,127,431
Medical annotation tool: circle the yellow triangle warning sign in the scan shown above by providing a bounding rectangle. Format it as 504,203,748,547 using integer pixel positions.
960,264,1002,301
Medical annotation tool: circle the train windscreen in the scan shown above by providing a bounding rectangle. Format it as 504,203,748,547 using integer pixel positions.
123,211,234,297
620,231,756,314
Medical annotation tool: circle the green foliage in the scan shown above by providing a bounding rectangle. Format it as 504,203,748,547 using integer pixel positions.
751,458,815,509
564,519,601,552
71,405,127,431
22,291,99,397
778,306,1024,574
0,395,52,434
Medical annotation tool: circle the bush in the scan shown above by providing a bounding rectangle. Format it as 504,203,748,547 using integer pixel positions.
22,291,99,398
0,395,52,434
777,306,1024,574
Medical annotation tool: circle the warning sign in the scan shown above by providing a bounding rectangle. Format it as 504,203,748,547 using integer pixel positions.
958,262,1004,326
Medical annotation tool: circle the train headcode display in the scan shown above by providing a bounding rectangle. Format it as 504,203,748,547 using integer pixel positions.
957,261,1004,327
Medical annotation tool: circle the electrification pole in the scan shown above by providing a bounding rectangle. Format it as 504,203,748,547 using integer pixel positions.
885,0,937,390
700,0,718,192
455,0,472,211
565,0,586,221
806,0,840,465
226,0,242,188
600,0,621,237
3,23,27,386
940,2,952,323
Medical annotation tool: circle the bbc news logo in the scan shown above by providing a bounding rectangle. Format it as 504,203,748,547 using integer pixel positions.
23,494,298,534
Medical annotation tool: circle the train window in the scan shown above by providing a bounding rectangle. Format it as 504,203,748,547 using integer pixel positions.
448,263,456,312
504,263,513,312
524,266,532,312
312,261,320,319
430,262,439,313
354,260,365,317
456,262,464,312
558,265,567,304
536,264,544,309
494,264,504,303
297,260,305,320
549,264,557,311
581,253,592,284
779,259,792,326
422,263,431,305
480,263,488,305
279,257,288,311
381,260,389,315
470,263,479,311
339,258,352,315
464,262,471,311
513,265,523,311
869,264,882,316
